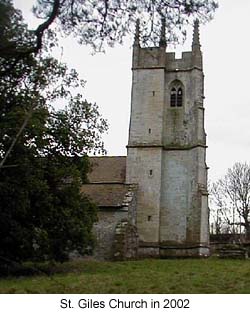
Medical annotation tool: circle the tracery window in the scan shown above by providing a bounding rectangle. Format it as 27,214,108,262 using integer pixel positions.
170,82,183,107
170,88,177,107
177,87,183,107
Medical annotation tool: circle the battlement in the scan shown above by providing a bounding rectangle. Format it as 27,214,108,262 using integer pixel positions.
132,46,166,69
133,47,202,71
133,19,202,71
166,51,198,71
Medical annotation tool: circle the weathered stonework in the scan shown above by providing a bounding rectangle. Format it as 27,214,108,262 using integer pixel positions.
126,20,209,257
93,209,128,260
82,164,138,260
82,21,209,259
113,219,139,261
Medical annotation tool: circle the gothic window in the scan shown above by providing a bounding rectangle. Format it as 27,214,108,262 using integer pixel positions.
177,87,183,107
170,88,177,107
169,81,184,107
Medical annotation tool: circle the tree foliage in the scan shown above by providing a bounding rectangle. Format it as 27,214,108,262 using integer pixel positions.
2,0,218,60
0,0,218,266
210,163,250,240
0,0,108,264
34,0,218,49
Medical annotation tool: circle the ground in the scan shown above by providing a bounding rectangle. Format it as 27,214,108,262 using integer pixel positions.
0,258,250,293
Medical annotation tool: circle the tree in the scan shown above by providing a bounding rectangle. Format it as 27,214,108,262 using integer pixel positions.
0,0,218,265
210,182,234,235
0,0,108,264
210,162,250,240
2,0,218,60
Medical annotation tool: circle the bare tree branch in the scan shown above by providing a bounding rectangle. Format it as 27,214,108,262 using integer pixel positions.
210,162,250,239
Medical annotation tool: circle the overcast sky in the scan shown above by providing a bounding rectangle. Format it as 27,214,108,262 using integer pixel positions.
13,0,250,182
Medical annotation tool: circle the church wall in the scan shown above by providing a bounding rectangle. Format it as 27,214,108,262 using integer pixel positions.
93,209,128,260
125,21,209,257
127,61,166,244
200,194,209,245
126,147,162,243
197,147,207,185
128,68,165,146
160,149,198,243
163,69,203,147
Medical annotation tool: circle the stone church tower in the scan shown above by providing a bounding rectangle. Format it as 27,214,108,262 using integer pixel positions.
126,20,209,257
83,20,210,259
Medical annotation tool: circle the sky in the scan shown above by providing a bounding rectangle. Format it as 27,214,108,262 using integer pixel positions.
13,0,250,183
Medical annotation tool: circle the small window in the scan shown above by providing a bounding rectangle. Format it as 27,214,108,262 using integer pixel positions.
148,216,152,221
148,128,151,134
149,169,153,176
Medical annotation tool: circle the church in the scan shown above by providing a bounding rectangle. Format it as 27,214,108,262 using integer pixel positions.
81,20,209,260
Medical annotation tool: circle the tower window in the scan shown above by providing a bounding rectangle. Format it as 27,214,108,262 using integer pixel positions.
177,87,183,107
149,128,151,134
170,81,184,107
149,169,153,176
170,88,177,107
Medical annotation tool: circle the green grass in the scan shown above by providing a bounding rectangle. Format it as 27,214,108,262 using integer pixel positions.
0,258,250,294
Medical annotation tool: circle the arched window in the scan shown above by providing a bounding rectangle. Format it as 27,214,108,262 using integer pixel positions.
177,87,183,107
170,88,177,107
169,81,184,107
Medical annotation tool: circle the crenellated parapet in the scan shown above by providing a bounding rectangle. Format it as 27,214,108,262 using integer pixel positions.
132,46,166,69
132,20,203,71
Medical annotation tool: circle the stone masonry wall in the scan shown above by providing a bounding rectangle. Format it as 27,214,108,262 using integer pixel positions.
92,185,138,260
93,209,128,260
126,147,162,243
126,22,209,257
128,68,165,146
113,219,139,261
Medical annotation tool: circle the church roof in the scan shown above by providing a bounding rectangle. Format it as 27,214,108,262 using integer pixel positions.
88,156,126,183
81,183,130,208
81,156,129,208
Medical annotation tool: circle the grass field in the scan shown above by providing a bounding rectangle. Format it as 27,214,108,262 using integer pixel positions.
0,258,250,294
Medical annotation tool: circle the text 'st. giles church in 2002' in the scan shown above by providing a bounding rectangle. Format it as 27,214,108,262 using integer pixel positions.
81,20,210,260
